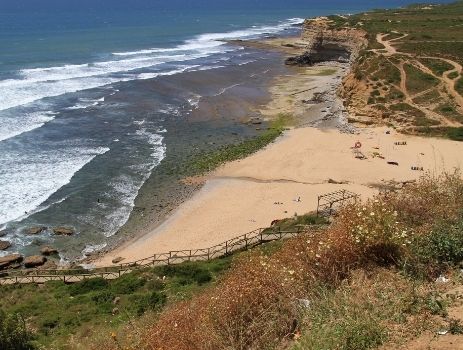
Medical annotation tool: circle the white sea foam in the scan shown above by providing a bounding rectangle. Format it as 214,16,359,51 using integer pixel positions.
102,130,166,237
136,65,198,80
187,94,202,109
0,17,303,113
0,111,56,142
213,83,241,97
0,146,110,227
82,243,107,257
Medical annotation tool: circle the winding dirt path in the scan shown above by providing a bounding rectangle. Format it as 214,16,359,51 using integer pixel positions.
372,33,463,126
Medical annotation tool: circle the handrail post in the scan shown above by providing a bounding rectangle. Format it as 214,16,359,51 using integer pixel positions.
207,248,210,260
225,241,228,255
245,234,248,250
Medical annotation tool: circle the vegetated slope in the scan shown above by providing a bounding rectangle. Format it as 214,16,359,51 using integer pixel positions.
0,258,233,349
338,1,463,140
76,171,463,350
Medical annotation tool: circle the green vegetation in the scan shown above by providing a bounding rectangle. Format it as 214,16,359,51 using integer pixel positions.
412,89,440,104
421,58,454,76
456,77,463,95
190,113,293,173
0,257,233,348
390,102,425,118
435,103,463,123
314,68,338,76
410,220,463,276
404,63,438,95
0,310,35,350
447,126,463,140
448,71,459,79
415,126,463,141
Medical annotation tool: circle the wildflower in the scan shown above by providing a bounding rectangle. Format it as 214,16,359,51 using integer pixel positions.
370,212,375,216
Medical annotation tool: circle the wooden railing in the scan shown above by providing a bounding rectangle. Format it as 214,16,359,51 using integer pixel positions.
0,226,310,285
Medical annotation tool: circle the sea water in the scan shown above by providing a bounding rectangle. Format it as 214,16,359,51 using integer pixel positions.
0,0,451,259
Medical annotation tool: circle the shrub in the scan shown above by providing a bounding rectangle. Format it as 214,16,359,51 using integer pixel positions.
446,127,463,141
0,310,35,350
91,290,115,305
130,292,167,316
110,274,146,294
408,220,463,277
157,263,212,285
68,278,109,296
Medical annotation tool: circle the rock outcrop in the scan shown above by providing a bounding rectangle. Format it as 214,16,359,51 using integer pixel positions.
0,254,23,269
285,17,367,66
41,246,58,256
24,255,47,268
26,226,47,235
53,227,75,236
0,240,11,250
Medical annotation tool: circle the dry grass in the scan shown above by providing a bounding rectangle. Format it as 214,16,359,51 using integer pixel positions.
89,172,463,350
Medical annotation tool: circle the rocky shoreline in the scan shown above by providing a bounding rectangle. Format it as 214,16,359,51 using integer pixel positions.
1,15,368,272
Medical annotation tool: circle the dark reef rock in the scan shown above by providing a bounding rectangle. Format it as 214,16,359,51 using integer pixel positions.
53,227,75,236
112,257,125,264
26,226,47,235
0,240,11,250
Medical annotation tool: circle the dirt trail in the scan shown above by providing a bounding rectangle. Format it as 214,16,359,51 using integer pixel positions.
373,33,463,125
374,33,409,56
397,61,457,127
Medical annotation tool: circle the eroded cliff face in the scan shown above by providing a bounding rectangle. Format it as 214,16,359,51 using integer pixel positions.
286,17,367,66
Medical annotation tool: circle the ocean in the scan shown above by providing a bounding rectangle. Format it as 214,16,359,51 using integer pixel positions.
0,0,451,261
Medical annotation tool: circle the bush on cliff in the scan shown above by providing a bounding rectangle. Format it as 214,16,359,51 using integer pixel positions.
0,310,35,350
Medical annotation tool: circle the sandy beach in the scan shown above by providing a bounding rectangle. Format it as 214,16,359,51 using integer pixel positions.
95,55,463,266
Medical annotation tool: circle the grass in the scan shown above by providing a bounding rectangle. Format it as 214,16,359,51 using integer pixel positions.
314,68,338,76
446,126,463,141
420,58,454,76
456,77,463,95
390,102,425,119
412,88,440,104
414,115,440,127
448,71,459,79
0,257,233,348
404,63,439,95
435,103,463,123
189,113,292,174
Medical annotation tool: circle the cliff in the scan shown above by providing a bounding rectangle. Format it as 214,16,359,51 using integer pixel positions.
286,17,367,66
